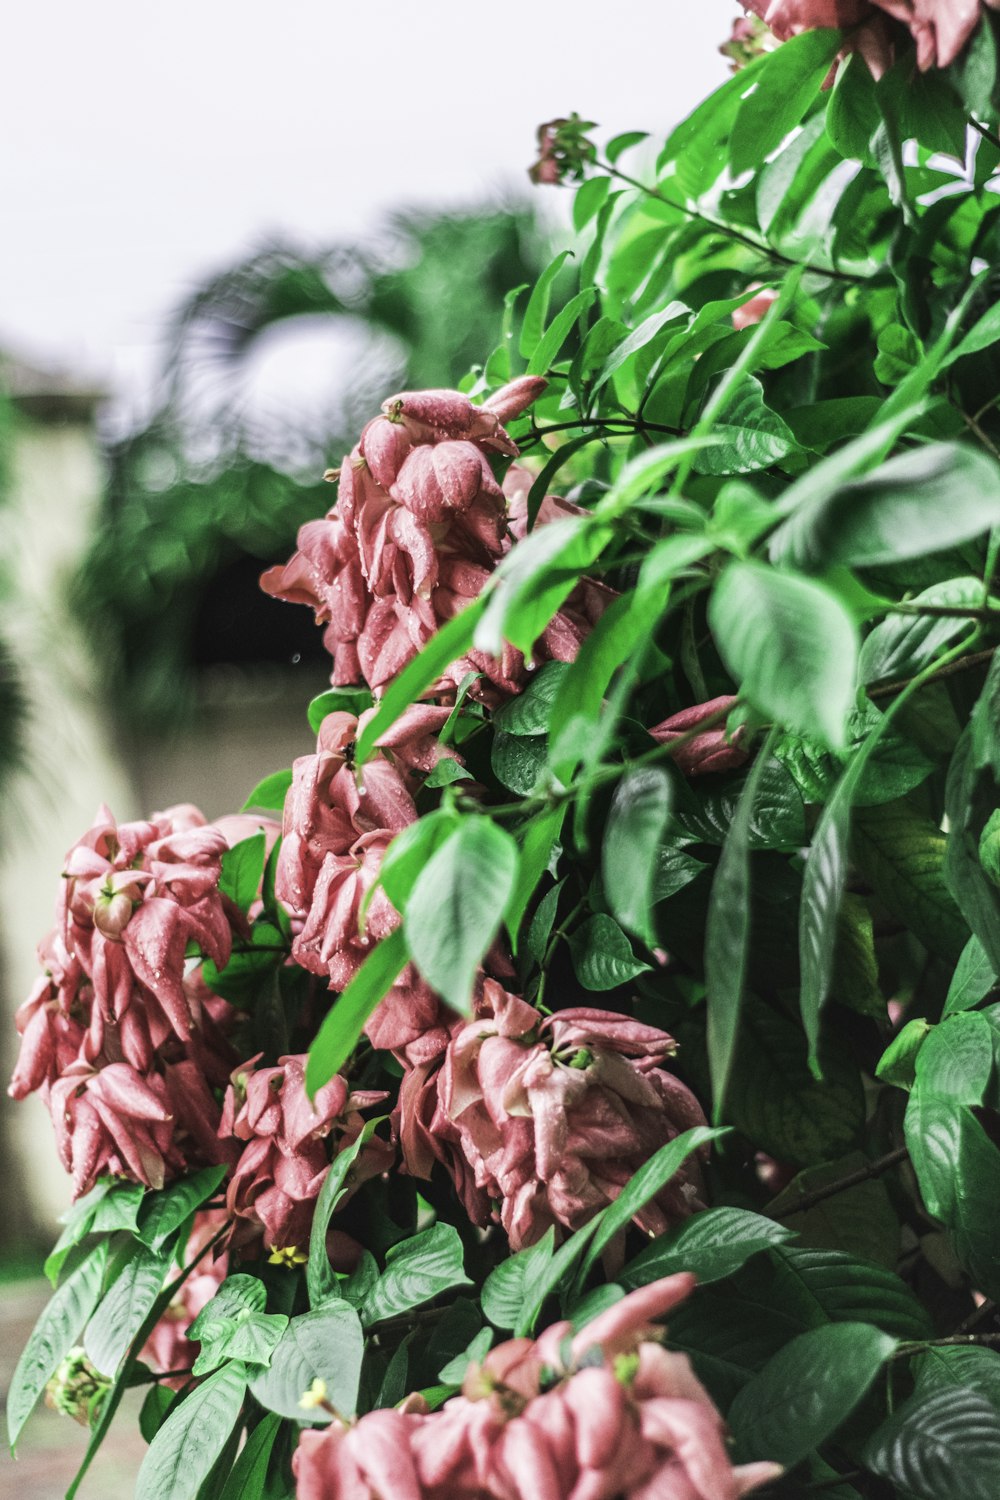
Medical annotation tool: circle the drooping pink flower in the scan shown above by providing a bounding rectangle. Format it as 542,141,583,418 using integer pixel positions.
401,980,708,1250
649,695,749,776
260,509,371,686
292,1274,781,1500
219,1053,392,1257
48,1060,179,1195
732,284,779,331
744,0,996,73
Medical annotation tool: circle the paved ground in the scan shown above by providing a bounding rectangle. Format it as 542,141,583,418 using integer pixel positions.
1,1281,147,1500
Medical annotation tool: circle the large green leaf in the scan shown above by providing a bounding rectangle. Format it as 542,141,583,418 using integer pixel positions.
854,801,969,963
865,1387,1000,1500
730,28,843,174
136,1166,228,1251
481,1232,556,1331
567,912,652,990
601,768,672,944
136,1361,247,1500
766,1153,900,1269
248,1304,364,1421
217,1413,282,1500
404,817,519,1013
84,1244,172,1378
307,1118,386,1308
620,1208,795,1291
914,1012,994,1104
704,731,778,1112
692,376,798,476
944,935,998,1016
729,1321,897,1467
7,1238,109,1448
771,444,1000,572
304,929,408,1096
474,516,611,658
709,561,858,749
860,579,984,685
360,1224,471,1326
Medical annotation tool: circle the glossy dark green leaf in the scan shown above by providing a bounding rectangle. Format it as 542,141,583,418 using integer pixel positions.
567,912,652,990
219,834,266,913
914,1012,994,1105
481,1232,555,1331
692,376,798,476
217,1413,282,1500
729,1321,897,1466
944,935,998,1016
519,249,573,359
137,1166,228,1251
620,1207,795,1291
307,688,371,733
865,1386,1000,1500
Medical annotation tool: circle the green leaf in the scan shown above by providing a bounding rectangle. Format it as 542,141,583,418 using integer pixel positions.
137,1166,228,1251
307,688,371,733
526,287,598,375
519,249,573,359
304,929,408,1096
248,1305,364,1421
219,834,266,913
307,1119,386,1308
673,758,806,851
914,1345,1000,1412
865,1386,1000,1500
404,818,519,1014
84,1245,172,1377
729,1321,897,1466
189,1277,288,1377
944,935,998,1016
705,729,778,1114
730,28,842,174
767,1153,900,1268
709,561,858,749
490,731,547,795
361,1224,471,1325
88,1180,146,1235
474,516,610,659
493,661,569,736
578,1126,725,1281
876,1018,932,1090
423,757,472,788
771,443,1000,572
481,1232,555,1331
874,323,921,385
827,50,880,161
724,1004,865,1166
567,912,652,990
915,1012,994,1104
854,801,970,964
374,811,460,914
906,1093,1000,1297
7,1238,108,1448
601,768,672,944
217,1413,282,1500
591,302,688,395
355,598,485,766
945,299,1000,367
692,376,798,476
620,1208,795,1291
136,1361,247,1500
241,770,292,815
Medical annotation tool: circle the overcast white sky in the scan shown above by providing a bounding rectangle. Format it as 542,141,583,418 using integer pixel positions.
2,1,736,415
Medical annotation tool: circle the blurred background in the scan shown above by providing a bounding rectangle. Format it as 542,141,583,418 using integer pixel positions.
0,0,732,1484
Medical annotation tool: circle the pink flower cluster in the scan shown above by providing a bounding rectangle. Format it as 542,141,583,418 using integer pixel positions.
261,378,609,701
745,0,998,74
218,1052,392,1258
293,1274,782,1500
9,805,242,1195
399,980,708,1251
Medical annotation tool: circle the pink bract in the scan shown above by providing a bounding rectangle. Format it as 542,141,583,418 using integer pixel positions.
292,1274,781,1500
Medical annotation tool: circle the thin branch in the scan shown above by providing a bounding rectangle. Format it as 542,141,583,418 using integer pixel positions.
599,161,864,286
868,646,996,700
887,602,1000,623
769,1147,909,1220
970,117,1000,154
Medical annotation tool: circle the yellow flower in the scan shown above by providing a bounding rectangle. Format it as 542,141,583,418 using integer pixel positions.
267,1244,308,1268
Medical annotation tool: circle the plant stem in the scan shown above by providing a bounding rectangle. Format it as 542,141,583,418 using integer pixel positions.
598,161,863,286
868,646,996,700
969,117,1000,154
768,1146,909,1220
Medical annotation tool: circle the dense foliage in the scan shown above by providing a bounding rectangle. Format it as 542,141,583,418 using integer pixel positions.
12,7,1000,1497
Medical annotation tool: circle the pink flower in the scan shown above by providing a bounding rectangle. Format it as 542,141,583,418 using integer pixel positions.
732,285,779,331
648,695,749,776
219,1053,391,1257
292,1275,781,1500
401,980,708,1250
260,509,370,686
744,0,996,73
49,1060,179,1195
